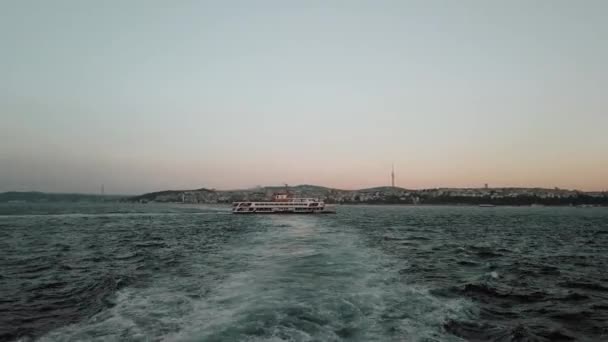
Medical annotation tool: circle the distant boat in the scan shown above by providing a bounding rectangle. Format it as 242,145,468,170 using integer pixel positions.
232,190,336,214
479,204,496,207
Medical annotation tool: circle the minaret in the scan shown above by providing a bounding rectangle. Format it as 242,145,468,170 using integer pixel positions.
391,164,395,188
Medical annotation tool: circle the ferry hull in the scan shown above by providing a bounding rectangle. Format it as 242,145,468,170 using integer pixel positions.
233,210,336,215
232,194,336,214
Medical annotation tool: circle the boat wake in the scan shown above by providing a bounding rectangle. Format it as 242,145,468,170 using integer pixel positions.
39,215,471,341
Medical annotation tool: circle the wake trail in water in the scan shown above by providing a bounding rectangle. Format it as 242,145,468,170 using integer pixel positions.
40,214,470,341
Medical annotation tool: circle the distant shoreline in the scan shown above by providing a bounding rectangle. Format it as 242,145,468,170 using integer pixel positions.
2,186,607,207
176,202,606,208
124,185,608,207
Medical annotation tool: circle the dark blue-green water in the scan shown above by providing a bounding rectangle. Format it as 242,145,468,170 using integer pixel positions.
1,203,607,341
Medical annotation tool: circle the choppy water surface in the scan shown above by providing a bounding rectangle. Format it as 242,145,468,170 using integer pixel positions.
1,203,607,341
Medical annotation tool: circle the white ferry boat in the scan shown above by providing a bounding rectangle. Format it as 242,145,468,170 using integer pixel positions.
232,192,336,214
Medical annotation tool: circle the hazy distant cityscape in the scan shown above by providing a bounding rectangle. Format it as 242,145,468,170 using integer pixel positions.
2,182,607,206
122,185,608,206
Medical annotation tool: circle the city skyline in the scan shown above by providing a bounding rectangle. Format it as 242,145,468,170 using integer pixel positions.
1,1,607,194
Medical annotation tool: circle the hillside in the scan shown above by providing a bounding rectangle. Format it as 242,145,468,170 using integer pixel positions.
0,191,125,203
125,185,608,206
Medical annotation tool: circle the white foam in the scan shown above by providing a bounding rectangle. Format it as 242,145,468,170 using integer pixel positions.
40,215,474,341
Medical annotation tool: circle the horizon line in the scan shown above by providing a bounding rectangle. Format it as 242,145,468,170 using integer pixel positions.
3,184,608,197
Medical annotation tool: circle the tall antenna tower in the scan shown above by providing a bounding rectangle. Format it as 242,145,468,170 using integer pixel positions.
391,164,395,187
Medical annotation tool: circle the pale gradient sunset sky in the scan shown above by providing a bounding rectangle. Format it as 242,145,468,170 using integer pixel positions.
1,1,607,194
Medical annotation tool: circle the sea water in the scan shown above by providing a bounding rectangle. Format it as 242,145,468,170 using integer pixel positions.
1,203,607,341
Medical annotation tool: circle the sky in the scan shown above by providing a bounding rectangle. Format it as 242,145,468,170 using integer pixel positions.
1,0,607,194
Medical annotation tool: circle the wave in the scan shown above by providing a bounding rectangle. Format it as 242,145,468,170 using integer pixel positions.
445,319,576,342
559,281,608,292
1,273,133,341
